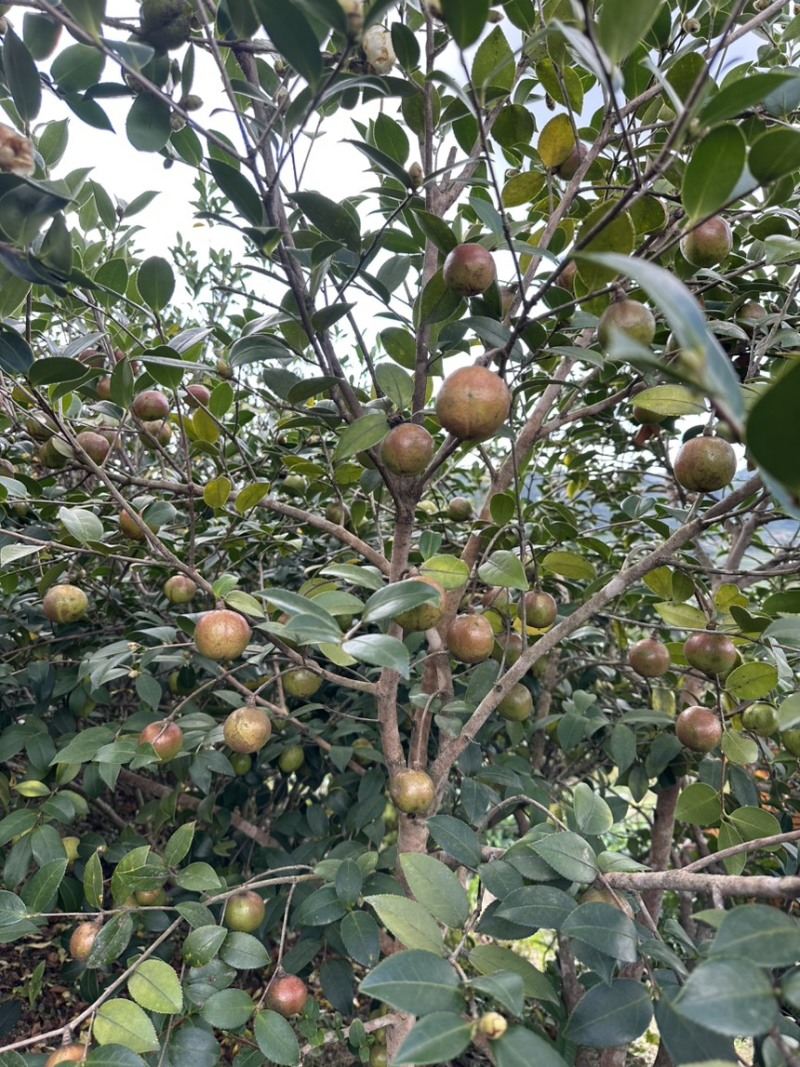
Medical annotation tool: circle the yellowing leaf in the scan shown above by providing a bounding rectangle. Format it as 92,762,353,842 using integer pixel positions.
537,114,575,169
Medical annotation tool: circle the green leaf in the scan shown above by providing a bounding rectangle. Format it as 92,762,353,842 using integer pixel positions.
23,12,63,61
359,950,463,1015
334,412,390,461
174,862,221,891
164,822,195,868
50,44,105,92
541,551,596,582
469,945,559,1004
255,0,322,86
654,602,708,629
345,139,412,188
673,959,778,1036
440,0,490,48
291,191,360,251
494,1027,570,1067
128,959,183,1014
531,832,597,883
728,805,781,842
471,25,515,104
426,815,482,868
365,895,444,955
296,886,348,926
254,1010,300,1067
85,1047,149,1067
538,114,575,170
415,270,463,328
0,328,33,374
720,731,758,766
84,851,104,909
62,0,105,35
632,385,704,419
200,988,255,1029
21,858,67,913
335,859,363,907
208,159,264,226
675,783,721,827
566,980,653,1048
59,506,103,544
220,931,271,970
399,853,470,928
203,476,232,510
748,360,800,493
572,783,614,835
375,363,413,411
709,904,800,967
496,885,576,933
682,126,746,222
235,483,269,514
596,0,663,63
580,253,745,429
362,580,442,624
750,128,800,185
4,27,42,121
341,910,380,967
393,1013,473,1065
467,972,524,1016
138,256,175,312
561,902,639,963
478,551,529,591
342,634,409,678
419,555,469,591
93,1000,159,1054
126,94,170,152
183,925,227,967
700,71,800,127
575,203,635,292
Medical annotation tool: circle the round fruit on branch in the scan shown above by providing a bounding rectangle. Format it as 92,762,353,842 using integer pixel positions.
283,668,323,699
522,590,558,629
184,383,210,408
675,706,722,752
741,703,778,737
74,430,111,464
69,920,102,961
42,583,88,624
223,890,265,932
278,744,305,773
138,720,184,761
597,298,656,350
164,574,197,604
673,435,736,493
680,215,732,268
446,496,473,521
44,1045,88,1067
223,706,271,753
265,973,309,1017
380,422,434,477
683,630,737,677
442,243,497,297
390,769,436,814
131,390,170,421
194,609,252,660
435,366,511,442
628,637,671,678
498,683,533,721
446,614,495,663
476,1012,508,1039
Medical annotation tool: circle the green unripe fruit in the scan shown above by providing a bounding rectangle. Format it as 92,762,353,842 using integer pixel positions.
380,423,434,477
597,299,656,350
782,729,800,756
279,745,305,773
680,216,732,268
43,583,88,623
741,703,778,737
390,769,435,814
283,668,322,699
498,683,533,721
674,436,737,492
394,577,445,632
224,890,265,932
139,0,193,50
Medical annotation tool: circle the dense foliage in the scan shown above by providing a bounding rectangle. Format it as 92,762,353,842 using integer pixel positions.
1,1,800,1065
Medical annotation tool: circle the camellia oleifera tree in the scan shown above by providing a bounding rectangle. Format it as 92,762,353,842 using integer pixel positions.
2,0,800,1065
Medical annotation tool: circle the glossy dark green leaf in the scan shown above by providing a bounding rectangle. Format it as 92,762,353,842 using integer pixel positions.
345,139,411,187
208,159,264,226
440,0,490,48
254,1010,300,1066
3,28,42,122
50,44,106,91
126,94,171,153
255,0,322,86
62,0,105,35
673,959,778,1036
709,905,800,967
393,1013,473,1065
200,988,255,1029
748,357,800,492
426,815,482,868
496,885,576,932
750,128,800,185
20,858,67,913
494,1027,570,1067
29,356,87,386
531,832,597,883
682,125,746,222
23,12,62,60
359,950,463,1015
400,853,469,928
341,910,380,967
654,990,735,1066
566,979,653,1047
561,902,639,963
138,256,175,311
342,634,410,678
291,191,361,251
701,71,800,126
597,0,663,64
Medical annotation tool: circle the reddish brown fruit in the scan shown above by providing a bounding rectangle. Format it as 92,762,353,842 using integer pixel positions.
134,888,167,906
75,431,111,464
393,576,445,631
69,921,101,961
684,631,737,677
674,436,736,492
680,216,732,268
446,614,495,663
522,590,557,629
435,366,511,441
390,769,436,814
140,419,172,446
223,706,272,753
556,261,577,293
629,638,671,678
380,423,434,477
194,609,252,660
675,706,722,752
38,439,69,469
164,574,197,604
184,384,211,408
44,1045,87,1067
138,720,184,761
442,243,497,297
493,632,524,665
597,299,656,349
131,390,170,420
119,509,158,541
43,584,88,623
96,377,112,400
224,890,266,932
266,974,308,1017
498,683,533,722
